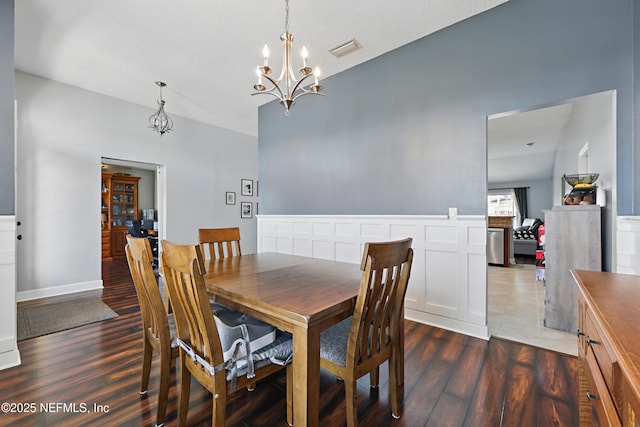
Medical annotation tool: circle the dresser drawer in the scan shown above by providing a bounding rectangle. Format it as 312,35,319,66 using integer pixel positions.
577,295,587,358
585,310,617,393
585,349,622,427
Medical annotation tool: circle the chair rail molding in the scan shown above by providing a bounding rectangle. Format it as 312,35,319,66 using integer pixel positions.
257,214,489,340
616,216,640,274
0,215,20,370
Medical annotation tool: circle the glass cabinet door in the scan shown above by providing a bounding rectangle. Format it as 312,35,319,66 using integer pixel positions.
125,184,136,221
111,181,126,226
101,175,110,230
110,178,139,227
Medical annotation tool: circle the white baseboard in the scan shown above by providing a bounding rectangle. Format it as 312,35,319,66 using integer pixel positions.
0,348,21,370
405,308,490,340
16,280,104,302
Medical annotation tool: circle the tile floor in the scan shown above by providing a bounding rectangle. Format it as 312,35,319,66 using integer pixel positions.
488,263,577,356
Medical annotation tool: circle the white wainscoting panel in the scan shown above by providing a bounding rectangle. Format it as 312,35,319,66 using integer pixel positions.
617,216,640,274
258,214,489,340
0,216,21,370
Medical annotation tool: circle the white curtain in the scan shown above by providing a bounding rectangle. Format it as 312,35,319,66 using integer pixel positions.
487,188,520,228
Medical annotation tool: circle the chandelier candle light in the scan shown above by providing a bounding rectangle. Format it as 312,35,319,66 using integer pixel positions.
149,81,173,136
252,0,322,115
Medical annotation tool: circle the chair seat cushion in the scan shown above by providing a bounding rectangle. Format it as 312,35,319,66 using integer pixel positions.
227,329,293,380
171,300,291,381
166,301,241,349
210,301,233,315
320,317,352,367
214,309,277,361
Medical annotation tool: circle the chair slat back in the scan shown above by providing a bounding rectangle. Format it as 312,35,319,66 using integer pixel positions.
350,238,413,371
161,240,225,375
125,236,169,347
198,227,242,260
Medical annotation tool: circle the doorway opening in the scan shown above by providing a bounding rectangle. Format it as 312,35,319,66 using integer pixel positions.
486,90,616,355
100,157,165,273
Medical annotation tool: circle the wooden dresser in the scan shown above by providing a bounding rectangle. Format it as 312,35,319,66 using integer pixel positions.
572,269,640,426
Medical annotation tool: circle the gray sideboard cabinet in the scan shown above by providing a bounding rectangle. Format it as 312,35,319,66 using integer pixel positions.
543,205,602,332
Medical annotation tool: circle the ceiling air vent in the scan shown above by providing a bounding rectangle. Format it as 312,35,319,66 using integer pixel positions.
329,38,362,58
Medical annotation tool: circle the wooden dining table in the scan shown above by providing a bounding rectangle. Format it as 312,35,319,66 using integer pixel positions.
203,252,363,427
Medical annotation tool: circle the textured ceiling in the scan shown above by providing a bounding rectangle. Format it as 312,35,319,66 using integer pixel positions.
14,0,508,137
488,103,575,184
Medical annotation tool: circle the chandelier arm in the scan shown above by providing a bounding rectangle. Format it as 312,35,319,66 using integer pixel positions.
289,74,313,96
260,74,286,99
291,90,325,103
251,91,284,101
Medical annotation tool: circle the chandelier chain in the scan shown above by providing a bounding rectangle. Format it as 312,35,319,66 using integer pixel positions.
285,0,289,34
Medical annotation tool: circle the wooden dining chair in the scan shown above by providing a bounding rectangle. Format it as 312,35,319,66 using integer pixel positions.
198,227,242,260
125,235,178,427
319,237,414,427
160,240,293,427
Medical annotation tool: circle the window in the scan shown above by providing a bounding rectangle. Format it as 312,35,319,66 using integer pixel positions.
487,193,515,216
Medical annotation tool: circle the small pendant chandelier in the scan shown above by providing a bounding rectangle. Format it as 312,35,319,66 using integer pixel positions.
148,81,173,136
252,0,322,115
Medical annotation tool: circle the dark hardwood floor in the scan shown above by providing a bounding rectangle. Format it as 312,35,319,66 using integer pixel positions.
2,259,579,426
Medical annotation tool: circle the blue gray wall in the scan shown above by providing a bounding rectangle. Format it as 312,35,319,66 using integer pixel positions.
0,0,15,215
258,0,636,216
635,0,640,213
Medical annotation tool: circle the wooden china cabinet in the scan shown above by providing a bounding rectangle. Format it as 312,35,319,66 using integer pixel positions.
101,173,140,260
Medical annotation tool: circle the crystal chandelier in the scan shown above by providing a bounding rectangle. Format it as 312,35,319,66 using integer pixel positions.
149,81,173,136
252,0,322,115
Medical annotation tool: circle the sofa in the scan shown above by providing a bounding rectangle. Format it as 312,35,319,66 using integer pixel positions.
513,218,542,256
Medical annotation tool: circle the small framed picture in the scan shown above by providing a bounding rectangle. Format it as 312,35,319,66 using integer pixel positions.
225,191,236,205
241,179,253,196
241,202,253,218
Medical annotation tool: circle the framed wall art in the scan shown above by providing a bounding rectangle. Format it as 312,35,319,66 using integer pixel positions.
225,191,236,205
241,179,253,196
241,202,253,218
